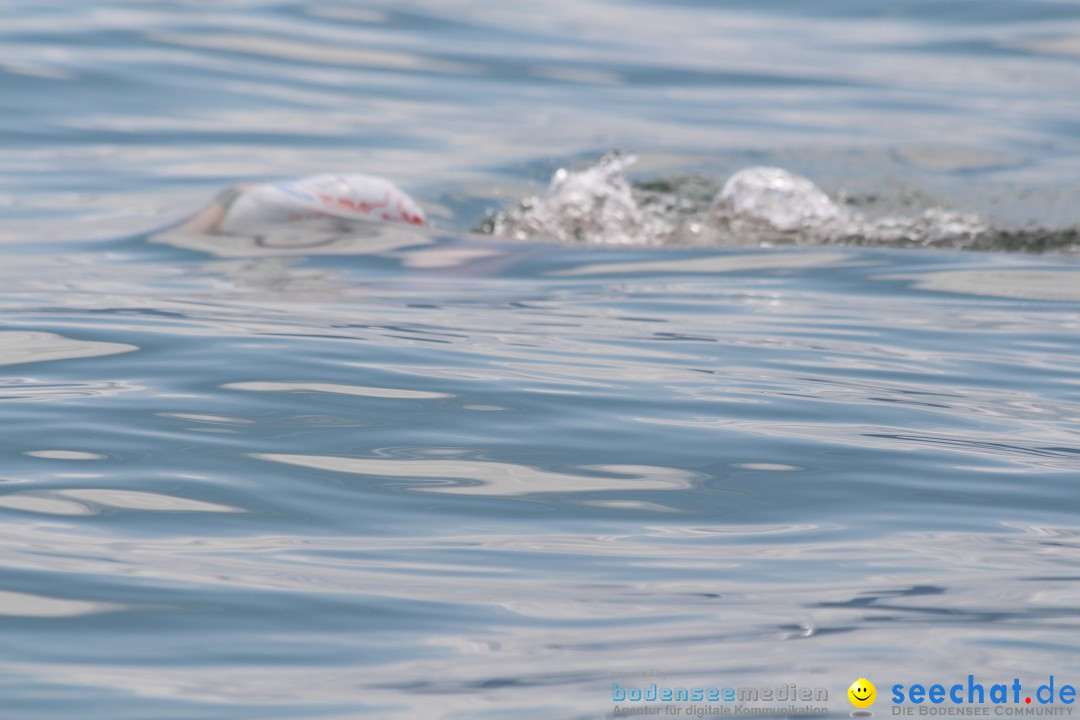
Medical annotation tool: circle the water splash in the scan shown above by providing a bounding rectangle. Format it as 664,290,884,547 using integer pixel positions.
480,155,1077,252
480,152,661,245
710,169,989,248
711,166,848,232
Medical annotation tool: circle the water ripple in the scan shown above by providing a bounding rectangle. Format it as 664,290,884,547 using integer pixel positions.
3,1,1080,717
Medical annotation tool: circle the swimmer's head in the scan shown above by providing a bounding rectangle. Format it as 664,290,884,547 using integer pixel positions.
217,173,426,235
170,173,427,237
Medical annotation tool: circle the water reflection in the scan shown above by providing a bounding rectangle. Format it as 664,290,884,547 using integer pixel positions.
256,453,698,496
0,331,137,367
550,251,853,276
0,590,122,618
898,269,1080,301
3,520,1080,713
225,381,450,399
23,450,107,460
152,224,432,258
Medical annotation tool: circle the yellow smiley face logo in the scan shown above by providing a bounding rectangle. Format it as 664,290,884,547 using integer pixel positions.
848,678,876,708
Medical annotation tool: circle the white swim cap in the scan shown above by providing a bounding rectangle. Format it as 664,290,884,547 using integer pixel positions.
218,173,426,235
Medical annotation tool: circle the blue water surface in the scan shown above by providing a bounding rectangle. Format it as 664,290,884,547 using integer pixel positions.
2,1,1080,719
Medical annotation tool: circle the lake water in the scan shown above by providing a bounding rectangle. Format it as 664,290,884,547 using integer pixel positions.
2,1,1080,719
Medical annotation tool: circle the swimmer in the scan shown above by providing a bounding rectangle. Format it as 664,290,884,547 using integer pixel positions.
163,159,993,251
168,173,427,236
166,162,846,247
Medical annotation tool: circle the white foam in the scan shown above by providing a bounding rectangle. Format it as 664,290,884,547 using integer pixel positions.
483,155,1000,249
711,166,846,232
486,153,666,245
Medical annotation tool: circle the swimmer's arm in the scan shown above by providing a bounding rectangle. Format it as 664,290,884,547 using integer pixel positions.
158,184,252,236
165,202,227,235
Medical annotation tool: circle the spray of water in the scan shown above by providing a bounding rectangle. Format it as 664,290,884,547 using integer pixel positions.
478,154,1075,252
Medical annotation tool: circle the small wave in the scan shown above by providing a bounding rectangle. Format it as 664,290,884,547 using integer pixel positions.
477,153,1079,252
